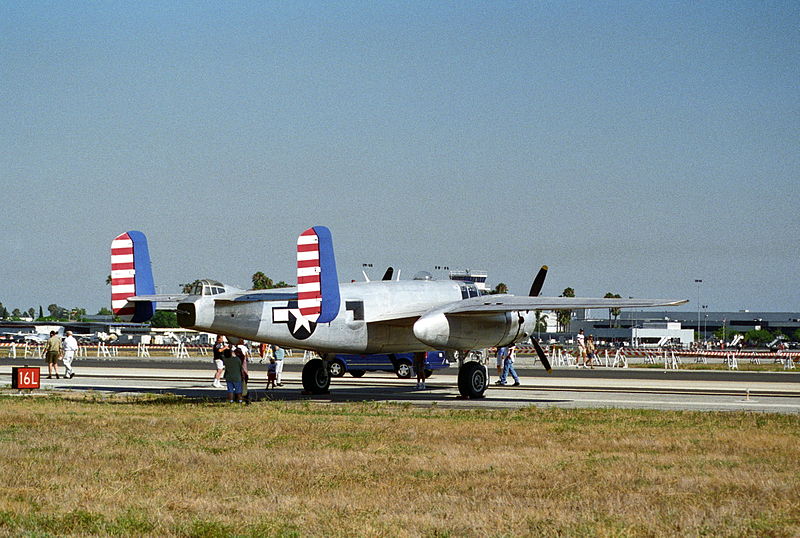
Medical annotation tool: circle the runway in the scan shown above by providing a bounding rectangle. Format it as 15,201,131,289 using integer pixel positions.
3,357,799,413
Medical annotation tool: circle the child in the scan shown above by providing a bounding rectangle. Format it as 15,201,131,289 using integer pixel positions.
266,357,277,389
221,348,244,403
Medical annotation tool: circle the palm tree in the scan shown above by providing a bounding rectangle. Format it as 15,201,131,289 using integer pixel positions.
604,292,622,327
534,310,548,339
557,287,574,332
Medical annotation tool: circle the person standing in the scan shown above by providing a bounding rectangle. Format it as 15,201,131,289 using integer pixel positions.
211,335,227,388
272,345,285,386
266,357,277,389
413,352,427,389
221,348,244,403
234,343,250,403
43,331,62,379
62,331,78,379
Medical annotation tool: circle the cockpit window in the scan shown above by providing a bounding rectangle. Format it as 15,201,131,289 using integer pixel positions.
467,284,479,298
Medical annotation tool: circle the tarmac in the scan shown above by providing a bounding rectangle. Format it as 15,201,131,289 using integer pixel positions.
2,356,799,414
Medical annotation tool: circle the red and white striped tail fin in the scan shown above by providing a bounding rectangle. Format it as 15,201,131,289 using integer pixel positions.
111,232,136,319
296,228,323,322
110,231,155,322
296,226,340,324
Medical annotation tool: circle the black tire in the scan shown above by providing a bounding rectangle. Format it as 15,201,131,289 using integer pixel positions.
302,359,330,394
328,359,346,377
457,361,488,398
395,360,413,378
349,369,366,378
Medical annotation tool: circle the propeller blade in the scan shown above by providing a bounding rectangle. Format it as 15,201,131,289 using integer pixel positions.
382,267,394,281
528,265,548,296
531,339,552,373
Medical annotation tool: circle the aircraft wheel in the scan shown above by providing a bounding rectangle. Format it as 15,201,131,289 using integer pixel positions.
302,359,330,394
458,361,487,398
349,369,366,378
328,359,346,377
395,360,413,378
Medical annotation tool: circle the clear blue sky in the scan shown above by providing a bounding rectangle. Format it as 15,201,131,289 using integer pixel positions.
2,2,798,316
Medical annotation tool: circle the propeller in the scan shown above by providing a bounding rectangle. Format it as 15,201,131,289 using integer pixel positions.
528,265,548,297
529,264,552,372
382,267,394,281
531,338,552,373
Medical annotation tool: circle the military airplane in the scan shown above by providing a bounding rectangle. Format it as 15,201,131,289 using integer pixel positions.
110,227,687,398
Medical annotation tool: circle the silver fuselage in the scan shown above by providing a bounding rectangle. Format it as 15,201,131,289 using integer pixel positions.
177,279,536,354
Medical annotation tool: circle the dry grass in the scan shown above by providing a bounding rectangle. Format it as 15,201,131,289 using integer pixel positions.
1,393,798,537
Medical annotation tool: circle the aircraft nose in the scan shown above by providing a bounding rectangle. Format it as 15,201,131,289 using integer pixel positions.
413,312,449,348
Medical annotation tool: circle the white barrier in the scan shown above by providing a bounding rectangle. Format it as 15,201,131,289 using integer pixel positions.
137,343,150,358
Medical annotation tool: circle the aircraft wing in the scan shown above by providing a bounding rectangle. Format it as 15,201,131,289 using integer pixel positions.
439,295,688,315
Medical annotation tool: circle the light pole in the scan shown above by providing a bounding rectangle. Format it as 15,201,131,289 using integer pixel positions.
701,305,708,342
694,279,703,343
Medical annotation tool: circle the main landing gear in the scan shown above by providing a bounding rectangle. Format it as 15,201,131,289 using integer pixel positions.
301,351,489,398
301,357,330,394
455,351,488,399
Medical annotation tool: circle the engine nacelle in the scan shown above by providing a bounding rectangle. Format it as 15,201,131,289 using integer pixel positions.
413,310,535,350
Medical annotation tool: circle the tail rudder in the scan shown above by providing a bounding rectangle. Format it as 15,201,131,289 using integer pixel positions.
111,231,156,322
296,226,340,324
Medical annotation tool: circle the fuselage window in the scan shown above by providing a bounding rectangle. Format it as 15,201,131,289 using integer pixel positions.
467,284,478,298
460,285,469,299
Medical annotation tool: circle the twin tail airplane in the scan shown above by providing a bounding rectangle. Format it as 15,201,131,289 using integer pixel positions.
110,227,687,398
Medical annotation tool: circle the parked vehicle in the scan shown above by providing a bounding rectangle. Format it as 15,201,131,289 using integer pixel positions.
328,351,450,378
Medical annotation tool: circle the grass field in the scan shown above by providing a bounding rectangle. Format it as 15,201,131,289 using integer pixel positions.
1,393,798,537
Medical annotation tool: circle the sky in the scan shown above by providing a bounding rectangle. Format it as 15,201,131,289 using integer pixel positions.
1,1,798,317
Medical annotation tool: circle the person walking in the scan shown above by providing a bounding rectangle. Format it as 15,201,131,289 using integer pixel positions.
494,346,509,385
211,335,227,388
502,344,521,386
576,329,587,368
585,335,597,369
43,331,62,379
62,331,78,379
272,345,285,386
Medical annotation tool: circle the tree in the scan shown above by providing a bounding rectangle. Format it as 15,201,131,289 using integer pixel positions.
1,306,8,319
491,282,508,295
96,307,113,316
27,307,35,319
38,306,44,319
47,304,67,319
604,292,622,327
181,280,203,294
12,308,22,318
252,272,290,289
557,287,575,332
534,310,548,336
151,310,178,328
745,329,773,346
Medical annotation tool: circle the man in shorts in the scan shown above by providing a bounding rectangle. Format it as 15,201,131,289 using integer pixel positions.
212,335,227,388
43,331,62,379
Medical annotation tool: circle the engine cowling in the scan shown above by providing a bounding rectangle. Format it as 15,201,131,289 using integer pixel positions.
413,310,534,350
